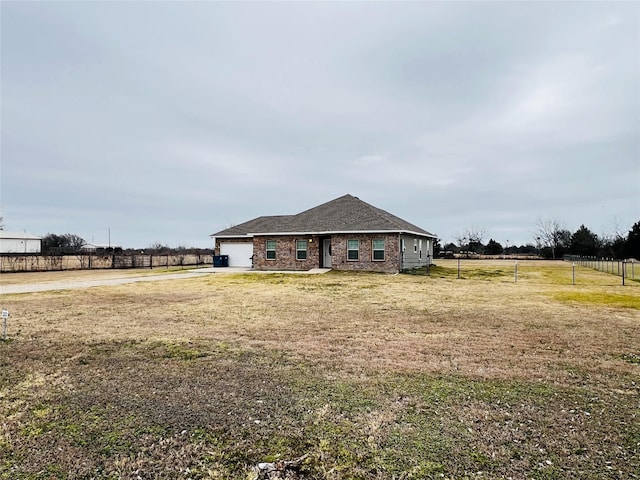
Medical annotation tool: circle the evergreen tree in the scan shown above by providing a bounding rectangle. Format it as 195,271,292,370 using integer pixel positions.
570,225,599,256
624,221,640,259
485,238,503,255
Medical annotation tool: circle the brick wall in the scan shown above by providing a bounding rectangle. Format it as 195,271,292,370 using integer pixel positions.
253,235,320,271
227,233,417,273
252,233,401,273
330,233,400,273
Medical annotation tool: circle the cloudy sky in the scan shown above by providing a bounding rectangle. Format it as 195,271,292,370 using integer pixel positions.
1,1,638,248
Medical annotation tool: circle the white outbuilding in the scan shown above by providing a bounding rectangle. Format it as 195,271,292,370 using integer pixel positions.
0,231,42,254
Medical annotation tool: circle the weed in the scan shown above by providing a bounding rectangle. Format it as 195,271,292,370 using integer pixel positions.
162,342,210,360
622,353,640,364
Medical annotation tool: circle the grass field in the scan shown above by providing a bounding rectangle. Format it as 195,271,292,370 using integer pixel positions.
1,261,638,479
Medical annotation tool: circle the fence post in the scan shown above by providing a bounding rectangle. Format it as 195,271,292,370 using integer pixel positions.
457,258,461,279
572,262,576,285
622,261,626,286
2,310,9,341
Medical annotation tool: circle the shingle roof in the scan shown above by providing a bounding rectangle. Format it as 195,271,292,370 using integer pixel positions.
212,194,435,237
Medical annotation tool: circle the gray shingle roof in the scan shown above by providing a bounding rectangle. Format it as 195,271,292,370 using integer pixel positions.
212,194,435,237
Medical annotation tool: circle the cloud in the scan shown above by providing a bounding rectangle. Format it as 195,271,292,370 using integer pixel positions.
1,1,637,247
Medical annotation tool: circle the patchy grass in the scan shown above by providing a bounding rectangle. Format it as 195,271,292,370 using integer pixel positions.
1,262,639,478
553,291,640,309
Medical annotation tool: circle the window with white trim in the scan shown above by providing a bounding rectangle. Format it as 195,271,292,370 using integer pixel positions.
419,239,422,259
266,240,276,260
347,239,359,260
372,239,385,260
296,240,307,260
414,239,418,253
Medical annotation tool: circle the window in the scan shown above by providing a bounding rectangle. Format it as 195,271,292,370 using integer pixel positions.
296,240,307,260
419,239,422,259
266,240,276,260
414,239,418,253
347,239,359,260
372,239,385,260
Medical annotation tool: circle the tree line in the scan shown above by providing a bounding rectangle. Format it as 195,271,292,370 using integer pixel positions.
440,221,640,260
40,234,211,255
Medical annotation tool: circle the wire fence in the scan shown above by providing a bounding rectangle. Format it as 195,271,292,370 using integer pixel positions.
564,255,637,282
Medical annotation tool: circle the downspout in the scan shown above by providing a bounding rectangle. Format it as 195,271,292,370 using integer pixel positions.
398,233,402,273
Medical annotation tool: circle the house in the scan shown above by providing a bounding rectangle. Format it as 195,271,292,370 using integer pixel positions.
80,243,123,254
211,194,437,273
0,231,42,254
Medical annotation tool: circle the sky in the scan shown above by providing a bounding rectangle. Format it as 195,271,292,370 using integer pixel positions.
1,1,638,249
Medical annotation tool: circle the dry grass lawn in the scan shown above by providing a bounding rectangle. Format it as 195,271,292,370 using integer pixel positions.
1,260,638,479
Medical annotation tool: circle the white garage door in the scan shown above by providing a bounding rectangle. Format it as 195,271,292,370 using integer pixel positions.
220,242,253,267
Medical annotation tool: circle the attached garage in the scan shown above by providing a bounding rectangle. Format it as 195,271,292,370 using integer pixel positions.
211,194,437,273
219,242,253,267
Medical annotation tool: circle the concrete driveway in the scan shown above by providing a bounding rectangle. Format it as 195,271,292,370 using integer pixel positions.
0,267,330,294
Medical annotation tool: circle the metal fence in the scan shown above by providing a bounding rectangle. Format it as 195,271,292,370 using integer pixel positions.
564,255,637,282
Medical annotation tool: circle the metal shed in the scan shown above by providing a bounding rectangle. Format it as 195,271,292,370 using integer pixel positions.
0,231,42,254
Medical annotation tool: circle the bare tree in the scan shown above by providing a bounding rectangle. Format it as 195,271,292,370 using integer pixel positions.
63,234,85,250
456,226,487,255
534,218,570,259
148,242,170,254
465,226,486,248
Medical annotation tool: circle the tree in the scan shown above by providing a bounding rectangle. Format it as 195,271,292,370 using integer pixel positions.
148,242,170,254
485,238,503,255
42,233,86,253
624,221,640,259
456,227,486,255
63,233,85,250
570,225,599,257
443,242,459,254
432,238,441,258
534,218,570,259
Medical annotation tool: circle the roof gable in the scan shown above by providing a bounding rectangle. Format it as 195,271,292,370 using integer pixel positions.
212,194,435,237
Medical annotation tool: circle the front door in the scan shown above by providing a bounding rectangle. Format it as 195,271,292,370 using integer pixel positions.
323,239,332,268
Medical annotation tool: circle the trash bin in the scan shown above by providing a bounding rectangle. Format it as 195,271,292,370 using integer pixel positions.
213,255,229,267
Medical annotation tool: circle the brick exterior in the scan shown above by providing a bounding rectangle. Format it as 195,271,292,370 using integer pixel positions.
252,235,320,271
212,195,436,273
329,233,400,273
252,233,402,273
217,233,432,273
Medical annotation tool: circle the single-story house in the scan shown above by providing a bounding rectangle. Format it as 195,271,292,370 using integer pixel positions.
80,243,123,254
211,194,437,273
0,231,42,254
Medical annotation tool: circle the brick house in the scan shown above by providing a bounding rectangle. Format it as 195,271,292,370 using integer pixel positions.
211,194,437,273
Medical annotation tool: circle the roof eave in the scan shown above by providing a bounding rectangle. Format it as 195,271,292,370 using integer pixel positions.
210,233,254,239
218,230,437,238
